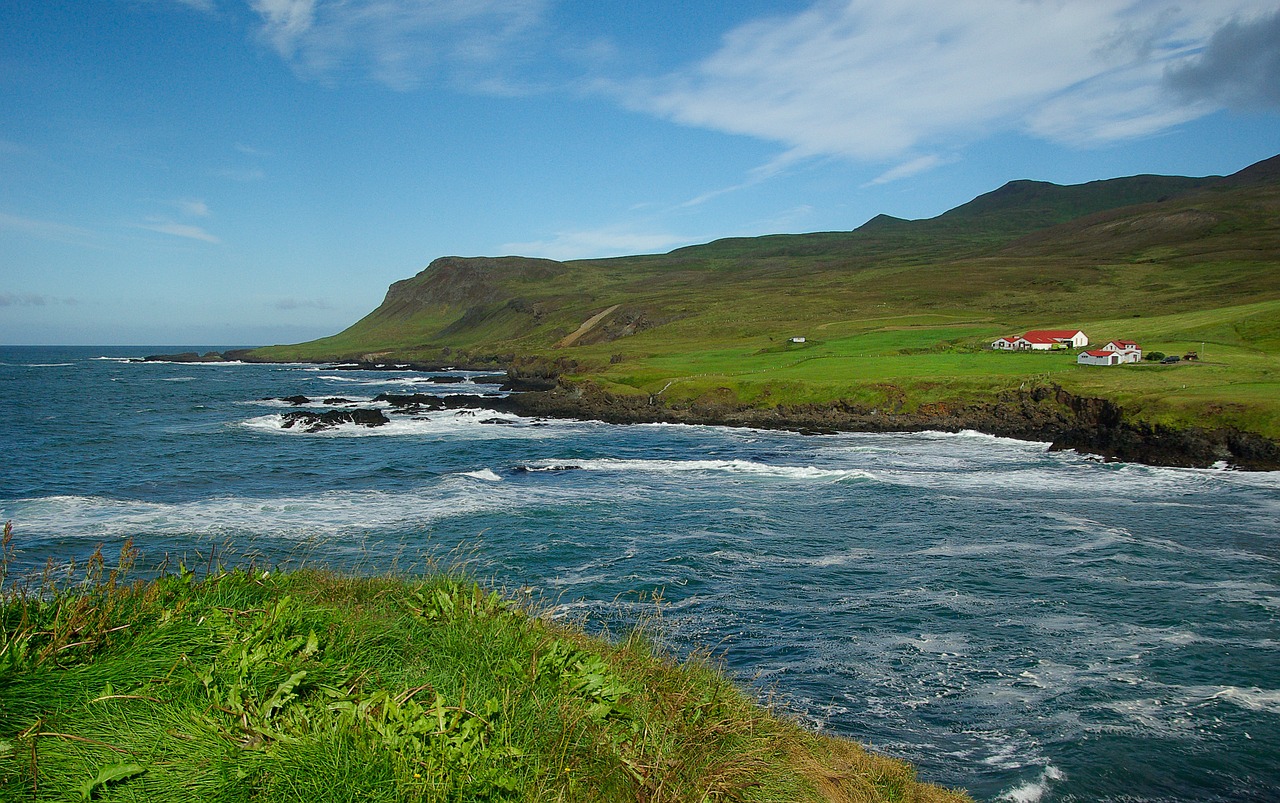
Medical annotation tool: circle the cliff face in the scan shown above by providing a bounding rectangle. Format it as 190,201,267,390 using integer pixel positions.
374,256,565,319
502,382,1280,471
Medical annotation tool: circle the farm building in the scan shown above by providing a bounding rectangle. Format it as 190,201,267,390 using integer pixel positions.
1078,341,1142,366
992,329,1089,350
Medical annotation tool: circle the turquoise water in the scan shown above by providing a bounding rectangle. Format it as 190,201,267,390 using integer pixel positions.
2,346,1278,802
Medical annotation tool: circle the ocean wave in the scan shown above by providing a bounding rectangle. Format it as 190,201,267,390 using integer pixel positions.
997,766,1065,803
21,362,75,368
1193,685,1280,714
459,468,503,482
522,457,875,482
239,410,559,440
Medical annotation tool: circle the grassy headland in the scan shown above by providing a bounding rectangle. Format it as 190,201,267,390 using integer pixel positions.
250,154,1280,459
0,534,967,802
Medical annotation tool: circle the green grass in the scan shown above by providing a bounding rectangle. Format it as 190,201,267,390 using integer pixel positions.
250,157,1280,441
1,530,969,803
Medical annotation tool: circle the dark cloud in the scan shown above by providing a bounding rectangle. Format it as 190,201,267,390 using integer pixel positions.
1165,11,1280,110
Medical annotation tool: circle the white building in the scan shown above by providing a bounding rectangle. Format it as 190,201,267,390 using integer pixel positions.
1078,341,1142,365
992,329,1089,351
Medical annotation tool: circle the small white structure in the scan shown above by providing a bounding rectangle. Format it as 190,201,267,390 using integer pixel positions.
1078,341,1142,366
1078,349,1121,366
789,336,806,344
992,329,1088,350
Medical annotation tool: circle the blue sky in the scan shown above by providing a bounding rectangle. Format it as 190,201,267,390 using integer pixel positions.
2,1,1279,346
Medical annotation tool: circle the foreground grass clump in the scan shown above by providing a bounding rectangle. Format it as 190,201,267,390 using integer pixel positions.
0,540,968,802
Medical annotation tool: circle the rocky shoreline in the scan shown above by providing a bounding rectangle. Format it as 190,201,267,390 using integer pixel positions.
495,382,1280,471
161,350,1279,470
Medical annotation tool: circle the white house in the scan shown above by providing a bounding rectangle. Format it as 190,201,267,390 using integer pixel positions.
1101,340,1142,361
992,329,1089,351
1078,341,1142,366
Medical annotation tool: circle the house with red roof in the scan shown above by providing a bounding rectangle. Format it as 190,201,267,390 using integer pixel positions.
991,329,1088,351
1078,340,1142,365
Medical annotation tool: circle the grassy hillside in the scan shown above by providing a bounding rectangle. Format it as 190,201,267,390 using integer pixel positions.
0,534,968,802
253,155,1280,438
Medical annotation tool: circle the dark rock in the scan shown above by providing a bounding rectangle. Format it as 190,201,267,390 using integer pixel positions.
280,395,312,406
279,409,390,433
323,397,354,405
428,375,467,383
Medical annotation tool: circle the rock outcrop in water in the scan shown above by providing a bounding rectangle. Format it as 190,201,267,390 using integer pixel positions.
280,409,390,433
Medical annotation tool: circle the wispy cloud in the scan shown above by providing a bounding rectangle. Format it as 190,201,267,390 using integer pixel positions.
249,0,551,90
864,154,951,187
176,198,211,217
139,219,221,243
625,1,1278,162
235,142,271,157
0,211,98,245
501,226,692,261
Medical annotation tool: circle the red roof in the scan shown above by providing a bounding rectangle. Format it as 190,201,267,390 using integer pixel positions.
1109,340,1139,347
1083,349,1112,357
1024,330,1084,340
1021,334,1062,344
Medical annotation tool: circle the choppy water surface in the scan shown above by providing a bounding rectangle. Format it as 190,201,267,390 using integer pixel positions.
3,346,1277,802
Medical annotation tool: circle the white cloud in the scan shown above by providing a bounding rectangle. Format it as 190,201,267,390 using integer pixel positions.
177,198,211,217
249,0,550,90
139,219,222,243
864,154,950,187
0,211,98,245
627,0,1279,162
501,227,693,261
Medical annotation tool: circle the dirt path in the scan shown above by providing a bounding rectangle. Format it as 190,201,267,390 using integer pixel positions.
556,304,620,348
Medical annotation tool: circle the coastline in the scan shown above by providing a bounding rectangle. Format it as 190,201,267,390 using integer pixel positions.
495,380,1280,471
145,351,1280,470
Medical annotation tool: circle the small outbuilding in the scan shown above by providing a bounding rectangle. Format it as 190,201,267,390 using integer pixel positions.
1078,341,1142,366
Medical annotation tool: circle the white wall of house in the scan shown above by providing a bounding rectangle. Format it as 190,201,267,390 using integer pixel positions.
1078,351,1118,366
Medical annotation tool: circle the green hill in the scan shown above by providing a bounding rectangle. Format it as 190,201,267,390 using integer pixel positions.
252,154,1280,447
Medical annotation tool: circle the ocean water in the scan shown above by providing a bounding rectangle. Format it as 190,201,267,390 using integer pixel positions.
2,345,1278,802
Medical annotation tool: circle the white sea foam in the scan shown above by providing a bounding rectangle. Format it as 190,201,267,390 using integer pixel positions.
1193,685,1280,714
998,766,1064,803
239,409,557,440
525,457,875,482
23,362,75,367
459,468,503,482
3,478,604,543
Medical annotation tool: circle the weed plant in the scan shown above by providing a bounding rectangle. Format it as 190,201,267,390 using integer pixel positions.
1,525,968,802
